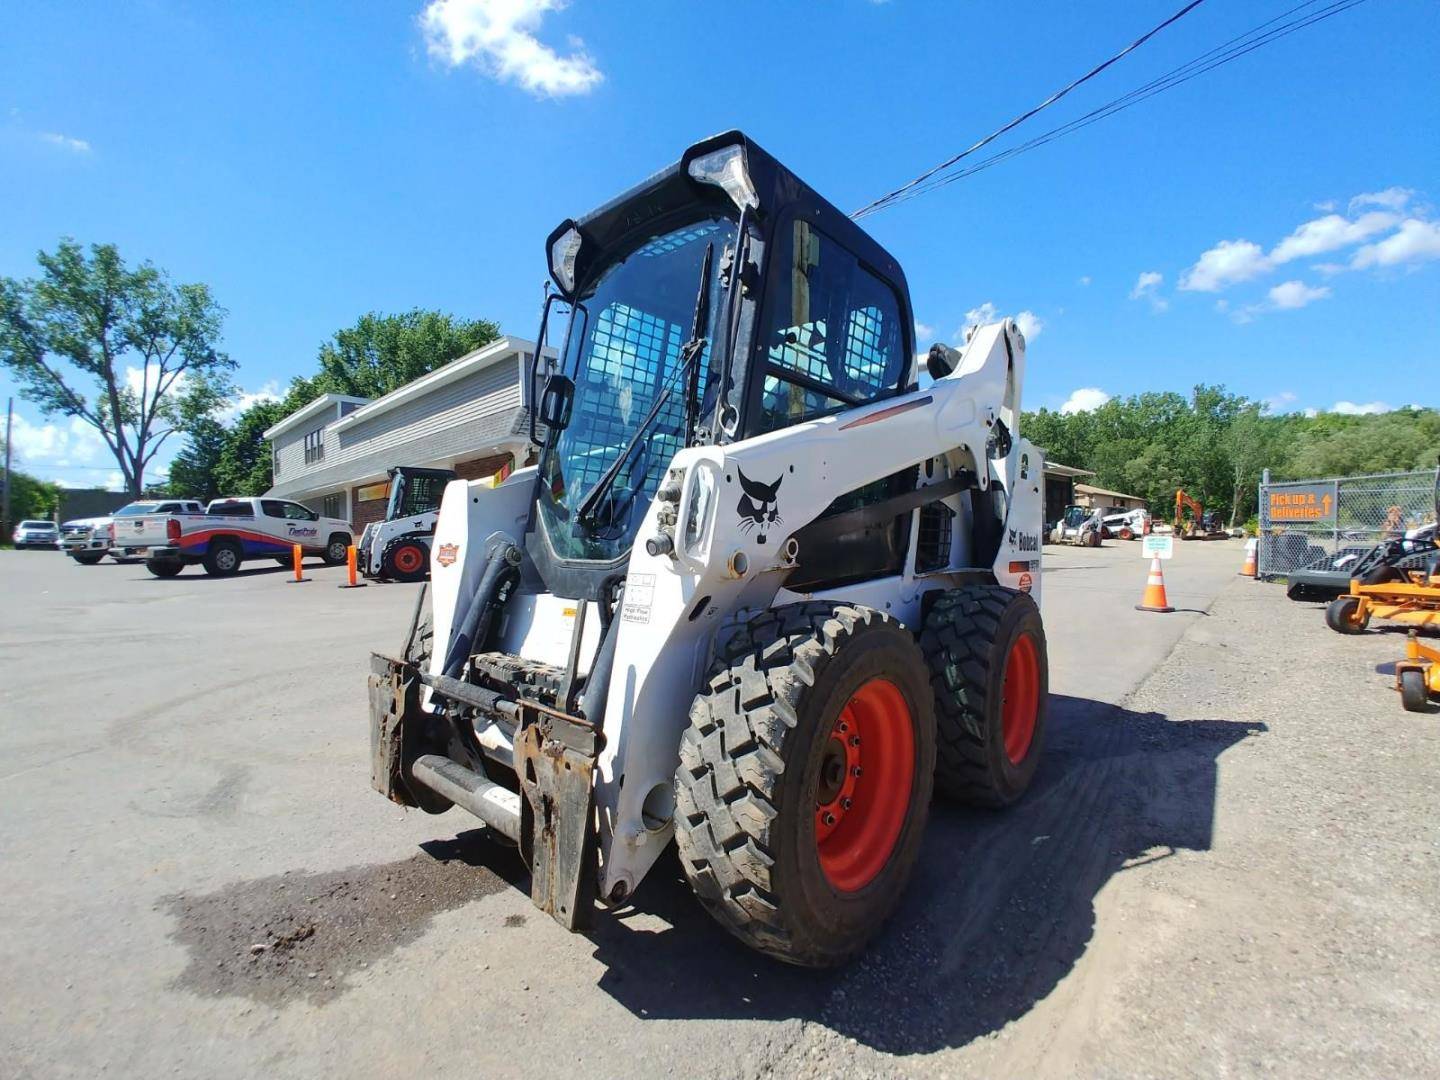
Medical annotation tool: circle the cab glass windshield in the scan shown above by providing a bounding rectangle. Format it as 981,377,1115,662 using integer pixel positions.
537,214,736,563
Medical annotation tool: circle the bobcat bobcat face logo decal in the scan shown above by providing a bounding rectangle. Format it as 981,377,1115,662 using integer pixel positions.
736,466,783,545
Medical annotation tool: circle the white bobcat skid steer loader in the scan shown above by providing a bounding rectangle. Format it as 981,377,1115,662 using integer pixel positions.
357,466,457,582
369,131,1049,967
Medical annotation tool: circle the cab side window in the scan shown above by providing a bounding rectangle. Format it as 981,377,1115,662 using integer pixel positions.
753,219,905,434
283,502,317,521
260,500,288,518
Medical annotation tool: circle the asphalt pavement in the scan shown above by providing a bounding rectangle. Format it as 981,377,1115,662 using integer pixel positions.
3,537,1432,1079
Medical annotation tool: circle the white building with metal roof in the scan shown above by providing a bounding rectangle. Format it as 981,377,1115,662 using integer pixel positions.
264,336,550,531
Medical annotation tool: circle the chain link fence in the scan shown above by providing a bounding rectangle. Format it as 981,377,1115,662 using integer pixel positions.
1257,468,1439,580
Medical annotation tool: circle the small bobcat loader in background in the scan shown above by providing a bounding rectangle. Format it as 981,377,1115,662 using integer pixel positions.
1049,504,1103,547
369,132,1048,967
356,466,457,582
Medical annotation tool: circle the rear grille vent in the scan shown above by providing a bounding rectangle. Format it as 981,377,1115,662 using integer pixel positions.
916,501,954,573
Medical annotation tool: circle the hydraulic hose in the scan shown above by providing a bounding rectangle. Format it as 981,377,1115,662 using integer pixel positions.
441,533,522,680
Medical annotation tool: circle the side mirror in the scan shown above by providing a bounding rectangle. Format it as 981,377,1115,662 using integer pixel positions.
537,374,575,446
926,343,954,380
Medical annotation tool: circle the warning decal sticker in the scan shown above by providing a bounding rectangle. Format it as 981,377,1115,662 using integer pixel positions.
621,573,655,624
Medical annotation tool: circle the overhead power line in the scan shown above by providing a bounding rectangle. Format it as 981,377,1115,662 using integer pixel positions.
850,0,1209,219
852,0,1372,219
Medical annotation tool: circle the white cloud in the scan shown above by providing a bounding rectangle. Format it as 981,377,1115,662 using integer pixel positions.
1128,270,1168,312
962,302,998,334
1349,187,1413,213
1179,239,1270,292
959,302,1042,342
1182,189,1434,300
1313,199,1338,212
1270,210,1399,264
1077,275,1092,287
1266,280,1331,310
1303,407,1319,418
1331,400,1390,415
7,413,107,468
914,321,934,341
1230,279,1331,322
218,382,282,425
1060,387,1110,415
38,131,91,153
420,0,603,97
1349,218,1440,270
1129,271,1162,299
1263,391,1298,413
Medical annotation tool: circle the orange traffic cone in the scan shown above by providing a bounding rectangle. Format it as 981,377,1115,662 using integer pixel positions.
1238,537,1258,577
1135,556,1174,612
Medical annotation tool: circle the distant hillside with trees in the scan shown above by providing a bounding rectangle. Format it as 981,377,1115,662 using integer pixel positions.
1023,385,1439,525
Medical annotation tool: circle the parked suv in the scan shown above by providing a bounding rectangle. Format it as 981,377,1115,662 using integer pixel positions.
13,520,60,549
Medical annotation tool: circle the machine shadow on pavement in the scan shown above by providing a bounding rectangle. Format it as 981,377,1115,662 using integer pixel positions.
584,692,1264,1055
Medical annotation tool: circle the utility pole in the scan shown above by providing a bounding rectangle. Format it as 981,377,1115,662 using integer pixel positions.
2,396,12,543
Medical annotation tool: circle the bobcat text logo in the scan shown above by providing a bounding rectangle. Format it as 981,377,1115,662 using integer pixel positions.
1009,528,1040,553
736,466,784,545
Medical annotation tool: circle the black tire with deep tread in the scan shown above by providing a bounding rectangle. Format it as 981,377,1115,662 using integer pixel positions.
146,559,184,578
674,602,935,968
1399,669,1430,713
920,584,1049,807
1325,596,1368,634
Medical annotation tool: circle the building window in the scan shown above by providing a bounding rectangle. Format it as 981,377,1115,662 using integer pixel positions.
322,492,345,520
303,428,325,464
272,445,280,478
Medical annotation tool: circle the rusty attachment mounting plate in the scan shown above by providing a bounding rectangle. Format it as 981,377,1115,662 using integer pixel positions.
515,705,600,931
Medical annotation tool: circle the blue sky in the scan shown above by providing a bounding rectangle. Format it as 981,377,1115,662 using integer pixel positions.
2,0,1437,489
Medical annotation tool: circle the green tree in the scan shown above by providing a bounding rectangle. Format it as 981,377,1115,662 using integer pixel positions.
214,400,289,496
0,240,235,497
165,416,229,503
308,309,501,400
5,470,61,529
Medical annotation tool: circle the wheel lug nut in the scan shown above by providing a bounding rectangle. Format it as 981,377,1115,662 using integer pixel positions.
851,766,862,777
849,735,860,747
822,812,836,826
841,797,852,810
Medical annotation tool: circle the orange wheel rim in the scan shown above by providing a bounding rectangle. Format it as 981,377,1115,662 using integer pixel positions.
1001,633,1040,765
394,546,424,573
815,677,914,893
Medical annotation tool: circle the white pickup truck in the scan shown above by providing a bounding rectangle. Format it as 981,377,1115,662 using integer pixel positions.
115,496,354,578
62,499,206,564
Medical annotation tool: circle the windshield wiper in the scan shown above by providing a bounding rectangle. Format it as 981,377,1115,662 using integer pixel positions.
575,243,714,527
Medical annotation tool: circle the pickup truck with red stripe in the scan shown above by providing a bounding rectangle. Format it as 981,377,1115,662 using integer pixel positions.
115,497,354,578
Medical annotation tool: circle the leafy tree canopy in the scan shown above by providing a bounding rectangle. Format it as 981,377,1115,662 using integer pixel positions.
1024,386,1439,524
0,239,235,496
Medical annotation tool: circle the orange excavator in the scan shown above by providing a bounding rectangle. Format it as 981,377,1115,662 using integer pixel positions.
1174,490,1228,540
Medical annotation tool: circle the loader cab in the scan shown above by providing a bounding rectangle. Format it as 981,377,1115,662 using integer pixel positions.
384,466,456,522
531,131,917,599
